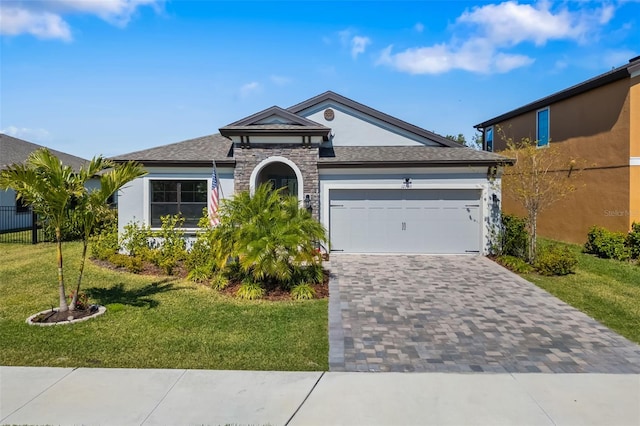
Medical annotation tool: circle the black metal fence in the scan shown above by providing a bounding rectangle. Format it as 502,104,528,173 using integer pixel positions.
0,206,44,244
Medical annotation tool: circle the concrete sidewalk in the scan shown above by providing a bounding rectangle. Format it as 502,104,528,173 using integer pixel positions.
1,367,639,425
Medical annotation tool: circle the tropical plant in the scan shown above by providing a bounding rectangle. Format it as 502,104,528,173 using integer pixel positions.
210,183,327,296
0,149,85,312
0,148,145,312
70,158,146,309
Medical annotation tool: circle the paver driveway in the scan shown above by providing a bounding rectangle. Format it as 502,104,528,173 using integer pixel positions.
328,255,640,373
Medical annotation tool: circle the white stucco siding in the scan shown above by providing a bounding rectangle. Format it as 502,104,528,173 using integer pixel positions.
1,188,32,232
117,166,234,234
302,103,438,147
318,167,502,254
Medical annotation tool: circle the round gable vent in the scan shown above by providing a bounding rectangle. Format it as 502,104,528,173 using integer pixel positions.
324,108,335,121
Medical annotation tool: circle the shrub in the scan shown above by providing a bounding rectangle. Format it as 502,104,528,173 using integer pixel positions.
236,280,264,300
584,226,630,261
535,244,577,276
185,219,218,280
496,255,534,273
68,291,90,310
627,222,640,259
497,214,528,259
90,224,119,261
291,283,316,300
120,221,152,258
210,274,230,291
152,215,187,275
107,253,142,273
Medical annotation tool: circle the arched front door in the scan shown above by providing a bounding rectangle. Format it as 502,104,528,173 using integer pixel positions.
256,161,298,198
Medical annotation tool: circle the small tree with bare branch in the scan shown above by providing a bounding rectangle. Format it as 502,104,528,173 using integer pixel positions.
500,131,583,262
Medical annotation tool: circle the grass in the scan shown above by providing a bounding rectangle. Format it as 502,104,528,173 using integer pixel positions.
520,240,640,344
0,242,328,370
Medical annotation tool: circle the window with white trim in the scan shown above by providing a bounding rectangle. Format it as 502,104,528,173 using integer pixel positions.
537,108,550,147
150,180,207,227
485,126,494,152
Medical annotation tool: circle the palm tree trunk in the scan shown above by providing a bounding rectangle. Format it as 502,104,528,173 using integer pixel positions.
70,240,88,311
57,229,69,312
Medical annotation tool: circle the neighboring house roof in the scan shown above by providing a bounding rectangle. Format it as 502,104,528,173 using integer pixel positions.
0,133,88,171
318,146,513,167
475,56,640,129
288,91,461,148
110,134,234,167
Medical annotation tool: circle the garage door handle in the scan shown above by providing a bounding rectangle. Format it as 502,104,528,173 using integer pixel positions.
402,222,406,231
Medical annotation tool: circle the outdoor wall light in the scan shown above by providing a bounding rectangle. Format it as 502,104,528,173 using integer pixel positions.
304,194,312,212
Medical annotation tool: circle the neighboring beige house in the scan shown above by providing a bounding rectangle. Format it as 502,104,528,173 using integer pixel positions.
113,91,513,254
475,56,640,244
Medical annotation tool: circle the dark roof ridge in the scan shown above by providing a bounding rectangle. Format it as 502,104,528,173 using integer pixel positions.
0,133,89,171
475,57,639,128
222,105,327,128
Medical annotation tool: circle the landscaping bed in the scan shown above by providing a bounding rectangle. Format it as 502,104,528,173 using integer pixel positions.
0,242,329,370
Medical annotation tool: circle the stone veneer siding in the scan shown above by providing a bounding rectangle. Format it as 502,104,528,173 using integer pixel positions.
233,144,320,220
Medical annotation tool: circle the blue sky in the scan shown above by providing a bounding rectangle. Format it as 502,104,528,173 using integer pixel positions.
1,0,639,159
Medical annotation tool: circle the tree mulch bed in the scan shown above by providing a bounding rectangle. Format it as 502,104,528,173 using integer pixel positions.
31,306,99,324
91,258,329,301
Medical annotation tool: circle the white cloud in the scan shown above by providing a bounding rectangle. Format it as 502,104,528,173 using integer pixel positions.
0,5,72,40
351,35,371,59
338,29,371,59
414,22,424,33
0,0,163,40
378,1,615,75
378,39,533,75
239,82,261,98
1,126,52,142
457,1,585,46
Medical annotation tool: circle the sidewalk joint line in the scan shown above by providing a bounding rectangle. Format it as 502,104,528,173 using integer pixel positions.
0,367,76,423
140,369,187,426
284,371,325,426
510,373,557,426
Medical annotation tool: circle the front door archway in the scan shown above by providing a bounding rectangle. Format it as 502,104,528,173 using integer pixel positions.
249,156,304,201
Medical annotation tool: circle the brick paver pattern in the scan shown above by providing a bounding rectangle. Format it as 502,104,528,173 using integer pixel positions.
328,255,640,373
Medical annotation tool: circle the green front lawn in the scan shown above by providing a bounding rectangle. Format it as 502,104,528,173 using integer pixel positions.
0,242,328,370
522,241,640,344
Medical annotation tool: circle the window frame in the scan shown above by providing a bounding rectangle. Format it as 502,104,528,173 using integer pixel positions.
536,107,550,148
485,126,494,152
148,178,208,229
15,196,29,214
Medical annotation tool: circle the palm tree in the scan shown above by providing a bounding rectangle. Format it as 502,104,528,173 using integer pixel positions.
0,149,84,312
212,183,327,287
70,159,146,310
0,149,146,312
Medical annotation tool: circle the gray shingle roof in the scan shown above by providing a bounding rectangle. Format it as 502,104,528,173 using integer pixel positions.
318,146,513,167
110,133,511,167
0,133,89,171
110,134,234,166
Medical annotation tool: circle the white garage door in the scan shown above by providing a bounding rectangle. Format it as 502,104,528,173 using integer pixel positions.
329,189,482,254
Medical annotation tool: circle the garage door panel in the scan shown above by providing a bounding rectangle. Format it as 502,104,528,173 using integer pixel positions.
329,189,481,254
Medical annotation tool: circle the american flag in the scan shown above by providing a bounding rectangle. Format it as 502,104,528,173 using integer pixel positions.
208,165,220,227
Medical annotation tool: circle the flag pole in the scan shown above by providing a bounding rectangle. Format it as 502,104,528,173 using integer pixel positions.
209,159,221,227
